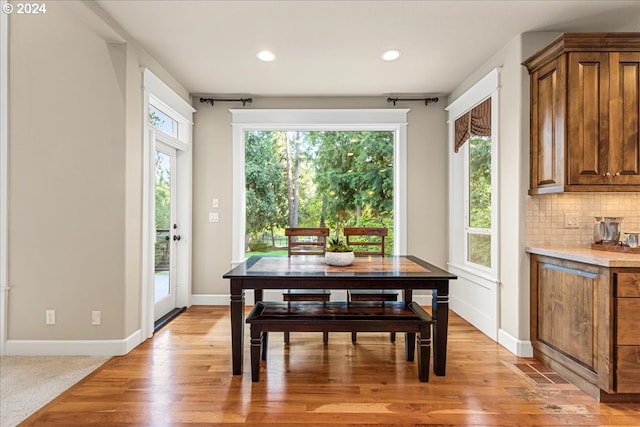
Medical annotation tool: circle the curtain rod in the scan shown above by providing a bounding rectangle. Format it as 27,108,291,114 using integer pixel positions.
387,97,439,106
200,97,253,107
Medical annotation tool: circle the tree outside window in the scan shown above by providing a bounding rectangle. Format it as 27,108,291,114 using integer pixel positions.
467,135,491,268
245,130,394,254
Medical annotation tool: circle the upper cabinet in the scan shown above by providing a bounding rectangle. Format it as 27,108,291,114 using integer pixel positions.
524,33,640,194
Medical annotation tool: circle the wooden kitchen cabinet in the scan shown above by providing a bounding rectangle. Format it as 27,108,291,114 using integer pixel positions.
614,272,640,393
530,254,640,401
524,33,640,194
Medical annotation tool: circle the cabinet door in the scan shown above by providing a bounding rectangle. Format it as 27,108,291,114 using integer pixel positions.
609,52,640,185
530,56,566,193
536,261,596,369
567,52,610,185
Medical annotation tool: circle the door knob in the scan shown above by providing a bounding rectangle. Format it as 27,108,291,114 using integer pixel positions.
173,235,181,241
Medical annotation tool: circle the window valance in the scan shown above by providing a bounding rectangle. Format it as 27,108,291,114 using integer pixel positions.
454,98,491,152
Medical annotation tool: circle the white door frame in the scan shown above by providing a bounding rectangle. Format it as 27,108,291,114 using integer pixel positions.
141,69,194,339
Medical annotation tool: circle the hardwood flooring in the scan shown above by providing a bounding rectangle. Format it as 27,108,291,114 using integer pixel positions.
21,305,640,426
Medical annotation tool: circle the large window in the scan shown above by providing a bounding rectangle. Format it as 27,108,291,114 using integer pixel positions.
244,130,394,255
231,109,409,264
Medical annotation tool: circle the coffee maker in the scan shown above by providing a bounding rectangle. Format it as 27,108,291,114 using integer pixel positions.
593,217,623,244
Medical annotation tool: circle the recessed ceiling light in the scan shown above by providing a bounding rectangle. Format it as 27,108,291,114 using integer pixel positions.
257,50,276,62
381,50,401,61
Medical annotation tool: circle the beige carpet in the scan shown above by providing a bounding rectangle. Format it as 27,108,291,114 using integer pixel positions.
0,356,109,427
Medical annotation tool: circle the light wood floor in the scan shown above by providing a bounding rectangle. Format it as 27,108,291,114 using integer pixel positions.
22,305,640,426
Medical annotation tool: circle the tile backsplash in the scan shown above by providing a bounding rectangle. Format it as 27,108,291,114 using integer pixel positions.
527,193,640,247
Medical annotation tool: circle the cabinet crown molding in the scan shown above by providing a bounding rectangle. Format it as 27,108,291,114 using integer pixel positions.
523,32,640,72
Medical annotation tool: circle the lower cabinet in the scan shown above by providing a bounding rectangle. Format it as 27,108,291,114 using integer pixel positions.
530,255,640,401
615,273,640,394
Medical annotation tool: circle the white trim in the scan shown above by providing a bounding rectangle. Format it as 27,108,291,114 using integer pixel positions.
154,123,189,152
229,108,410,127
230,109,410,263
498,328,534,357
142,69,195,121
447,263,499,340
142,69,194,339
447,68,502,345
0,0,9,356
447,68,501,119
4,330,142,356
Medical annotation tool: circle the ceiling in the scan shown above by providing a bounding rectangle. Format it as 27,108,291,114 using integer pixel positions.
96,0,640,97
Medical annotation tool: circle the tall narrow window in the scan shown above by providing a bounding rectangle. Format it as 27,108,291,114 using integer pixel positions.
457,99,492,269
467,132,492,267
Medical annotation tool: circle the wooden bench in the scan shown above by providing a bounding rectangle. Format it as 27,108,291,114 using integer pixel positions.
245,301,435,382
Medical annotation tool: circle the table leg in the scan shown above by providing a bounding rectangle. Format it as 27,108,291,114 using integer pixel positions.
230,280,245,375
403,289,415,361
432,286,449,376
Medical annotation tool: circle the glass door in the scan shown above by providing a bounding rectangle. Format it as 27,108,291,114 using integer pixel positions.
154,141,178,321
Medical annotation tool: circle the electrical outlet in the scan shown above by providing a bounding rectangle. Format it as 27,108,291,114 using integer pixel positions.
91,311,101,326
564,213,580,229
209,212,219,223
45,309,56,325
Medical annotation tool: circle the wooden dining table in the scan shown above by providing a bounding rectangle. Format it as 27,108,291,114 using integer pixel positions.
223,255,457,377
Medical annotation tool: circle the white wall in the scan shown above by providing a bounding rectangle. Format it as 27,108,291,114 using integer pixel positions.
191,97,449,304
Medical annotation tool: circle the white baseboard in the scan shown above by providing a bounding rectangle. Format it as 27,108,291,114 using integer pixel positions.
4,329,142,356
498,328,533,357
0,293,442,356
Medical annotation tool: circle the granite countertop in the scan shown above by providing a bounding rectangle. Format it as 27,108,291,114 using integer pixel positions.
526,246,640,268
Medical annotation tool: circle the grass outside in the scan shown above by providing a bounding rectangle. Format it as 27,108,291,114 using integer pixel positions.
245,249,288,257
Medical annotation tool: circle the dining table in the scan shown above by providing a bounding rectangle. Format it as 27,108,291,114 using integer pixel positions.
222,254,457,377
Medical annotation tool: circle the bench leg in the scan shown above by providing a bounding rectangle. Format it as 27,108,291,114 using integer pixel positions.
417,325,431,382
405,332,416,361
351,332,357,343
390,332,396,343
250,325,262,382
284,331,290,343
323,332,329,343
261,331,268,361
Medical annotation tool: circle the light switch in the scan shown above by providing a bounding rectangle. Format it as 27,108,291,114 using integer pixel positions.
212,198,219,208
209,212,219,223
564,213,579,229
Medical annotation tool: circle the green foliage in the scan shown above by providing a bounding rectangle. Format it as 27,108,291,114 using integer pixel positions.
149,110,164,128
467,135,492,268
327,237,352,252
245,131,288,241
155,152,171,230
469,136,491,229
244,130,395,251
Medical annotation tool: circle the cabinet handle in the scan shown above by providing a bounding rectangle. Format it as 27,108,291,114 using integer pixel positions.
614,172,621,177
603,172,611,178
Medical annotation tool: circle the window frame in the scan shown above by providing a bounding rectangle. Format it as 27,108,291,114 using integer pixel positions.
447,69,500,280
230,109,409,265
464,134,492,269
